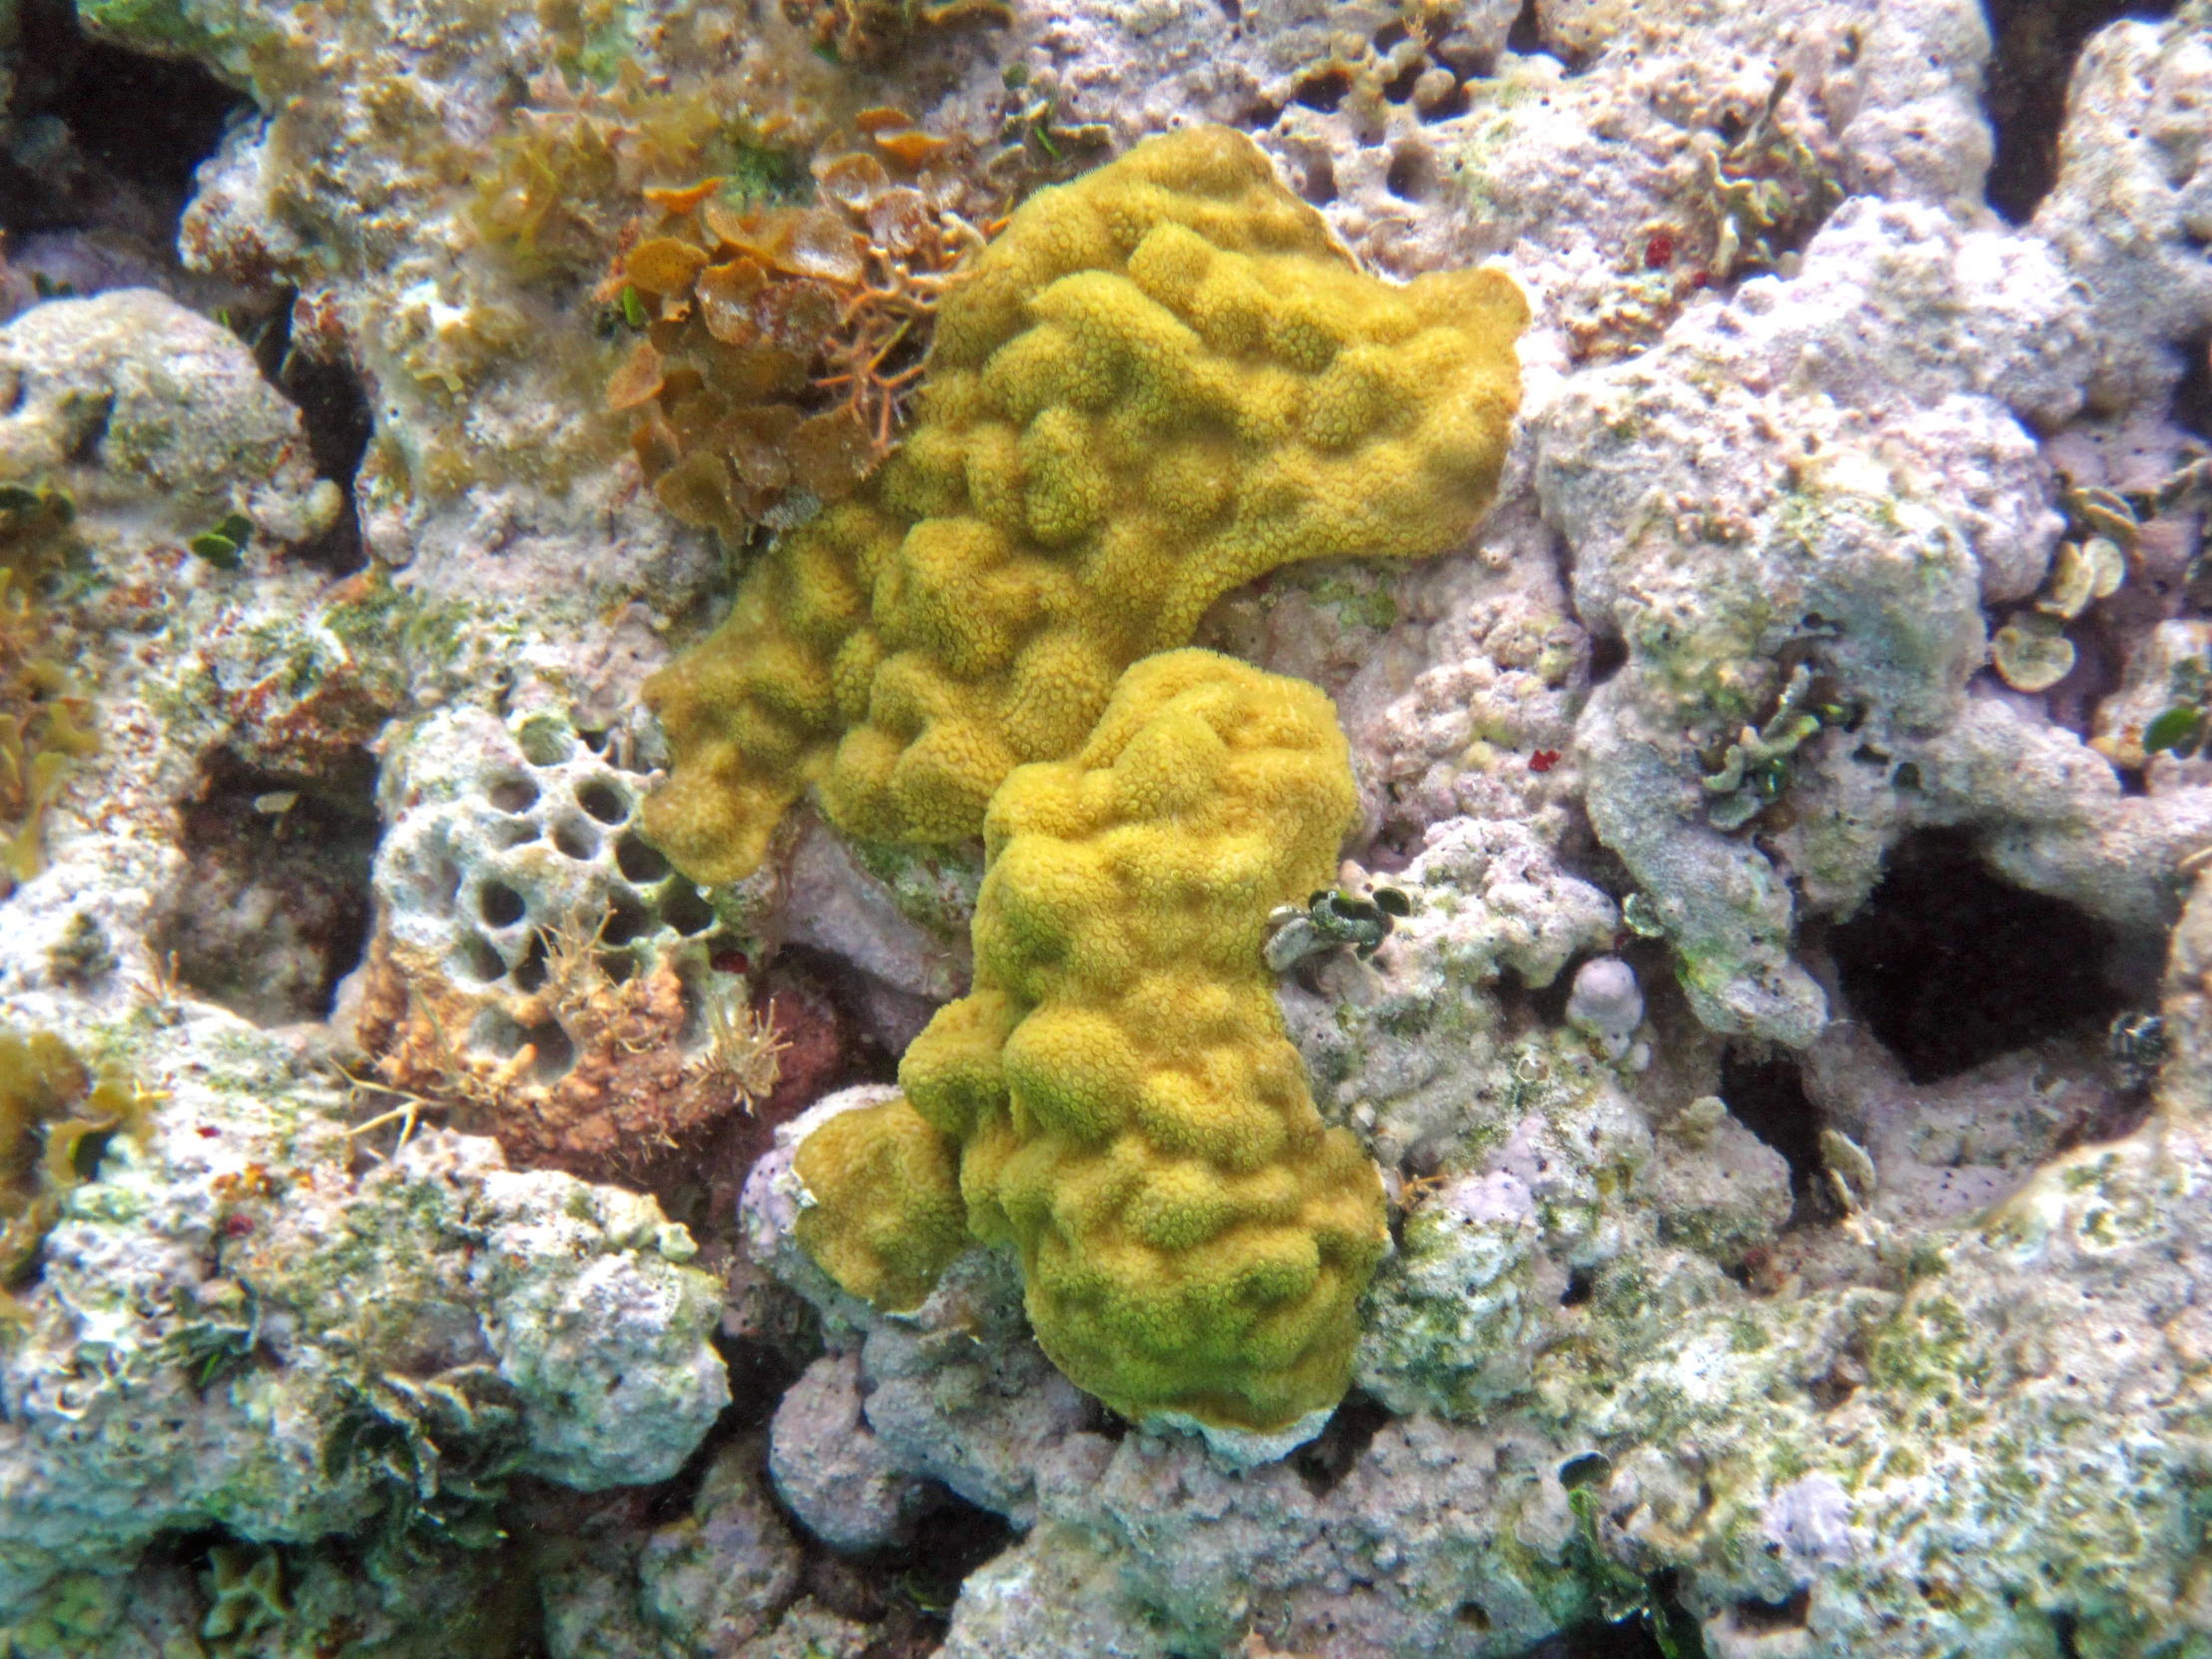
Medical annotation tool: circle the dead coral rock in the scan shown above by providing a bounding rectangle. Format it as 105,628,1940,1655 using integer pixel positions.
354,931,771,1188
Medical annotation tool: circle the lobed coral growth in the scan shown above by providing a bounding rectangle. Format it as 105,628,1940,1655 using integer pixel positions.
603,117,1004,544
794,651,1389,1436
642,123,1526,883
0,1028,150,1315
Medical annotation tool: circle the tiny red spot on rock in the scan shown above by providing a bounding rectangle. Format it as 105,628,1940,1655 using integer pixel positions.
1689,270,1711,289
1529,750,1561,773
222,1213,256,1238
711,949,751,976
1644,231,1674,269
197,1125,221,1138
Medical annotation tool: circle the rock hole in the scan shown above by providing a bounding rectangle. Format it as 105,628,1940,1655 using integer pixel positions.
1587,633,1627,685
1213,0,1239,18
1718,1045,1824,1209
2053,1609,2083,1659
615,832,672,884
1560,1266,1596,1306
2171,325,2212,444
599,950,637,984
523,1017,575,1082
601,891,654,946
1299,153,1339,207
1730,1587,1813,1631
486,818,539,849
1982,0,2178,226
0,0,250,257
1289,1390,1392,1496
517,721,576,768
660,882,716,937
1384,144,1438,202
1830,829,2131,1082
1292,66,1353,113
153,747,379,1025
550,815,600,862
1505,0,1544,56
454,931,506,983
1455,1601,1491,1631
478,881,527,928
512,928,551,993
1381,57,1427,104
487,775,539,815
577,777,630,825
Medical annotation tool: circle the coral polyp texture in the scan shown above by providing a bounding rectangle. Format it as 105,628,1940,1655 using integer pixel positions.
641,123,1527,883
794,651,1388,1439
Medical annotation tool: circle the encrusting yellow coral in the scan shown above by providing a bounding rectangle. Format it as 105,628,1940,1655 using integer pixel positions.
1,1027,152,1317
791,650,1389,1434
641,123,1526,883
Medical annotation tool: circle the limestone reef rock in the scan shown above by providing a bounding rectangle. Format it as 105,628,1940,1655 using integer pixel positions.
0,1000,726,1608
9,0,2212,1650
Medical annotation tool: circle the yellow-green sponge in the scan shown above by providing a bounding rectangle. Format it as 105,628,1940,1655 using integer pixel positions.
795,650,1388,1433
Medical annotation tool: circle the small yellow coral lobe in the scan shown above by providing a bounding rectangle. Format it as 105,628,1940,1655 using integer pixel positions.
0,1028,151,1310
793,652,1389,1432
642,124,1526,883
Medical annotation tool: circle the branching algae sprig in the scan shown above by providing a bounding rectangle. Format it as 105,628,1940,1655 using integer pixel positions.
602,125,1004,543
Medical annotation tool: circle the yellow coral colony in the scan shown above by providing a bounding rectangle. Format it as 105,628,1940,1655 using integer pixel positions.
642,124,1527,882
796,651,1390,1433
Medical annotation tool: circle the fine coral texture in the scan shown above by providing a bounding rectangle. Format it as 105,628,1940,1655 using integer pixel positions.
797,650,1388,1433
641,123,1527,883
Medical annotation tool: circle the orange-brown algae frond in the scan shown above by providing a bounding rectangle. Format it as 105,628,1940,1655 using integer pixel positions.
600,126,1003,543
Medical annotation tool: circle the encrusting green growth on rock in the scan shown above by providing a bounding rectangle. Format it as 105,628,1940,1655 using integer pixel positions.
641,123,1526,883
0,1027,152,1318
792,651,1389,1435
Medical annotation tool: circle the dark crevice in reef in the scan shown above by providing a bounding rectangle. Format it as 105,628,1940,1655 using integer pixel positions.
779,1480,1014,1657
0,0,249,251
153,748,380,1025
1980,0,2179,225
2170,325,2212,445
251,290,377,576
1829,829,2131,1083
1718,1046,1826,1211
1290,1389,1393,1496
1512,1615,1680,1658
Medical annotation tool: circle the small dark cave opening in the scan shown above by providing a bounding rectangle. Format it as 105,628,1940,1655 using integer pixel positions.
1718,1045,1826,1210
0,0,249,250
153,747,380,1026
2169,326,2212,447
1829,828,2132,1084
1289,1389,1394,1496
1980,0,2180,226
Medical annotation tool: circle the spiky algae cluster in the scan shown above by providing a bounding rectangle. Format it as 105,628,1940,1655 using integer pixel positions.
794,651,1389,1432
642,124,1526,882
